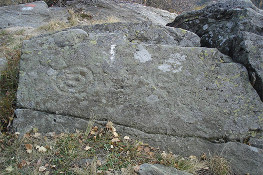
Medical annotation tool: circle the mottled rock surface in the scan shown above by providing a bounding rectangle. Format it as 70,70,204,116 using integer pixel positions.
14,23,263,174
0,1,51,29
167,0,263,101
138,163,192,175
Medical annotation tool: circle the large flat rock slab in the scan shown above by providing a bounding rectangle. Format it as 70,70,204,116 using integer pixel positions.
14,27,263,174
16,28,263,141
0,1,51,29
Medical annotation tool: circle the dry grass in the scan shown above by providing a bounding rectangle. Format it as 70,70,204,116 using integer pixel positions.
0,122,220,174
0,29,28,132
208,156,232,175
36,20,69,32
88,16,120,25
37,8,78,32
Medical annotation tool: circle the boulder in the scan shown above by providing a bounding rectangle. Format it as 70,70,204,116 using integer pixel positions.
0,1,51,29
138,164,192,175
166,0,263,101
14,24,263,174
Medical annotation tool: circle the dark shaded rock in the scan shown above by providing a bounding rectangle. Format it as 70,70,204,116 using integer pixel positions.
138,164,192,175
167,0,263,101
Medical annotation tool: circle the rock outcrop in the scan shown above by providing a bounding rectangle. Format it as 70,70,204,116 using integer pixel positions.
11,0,263,174
14,21,263,174
167,0,263,102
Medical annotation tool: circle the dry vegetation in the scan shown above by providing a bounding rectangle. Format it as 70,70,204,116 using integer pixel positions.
0,122,232,175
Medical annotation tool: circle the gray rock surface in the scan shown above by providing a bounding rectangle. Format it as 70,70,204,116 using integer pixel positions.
14,23,263,174
0,1,51,29
78,22,200,46
0,57,7,98
0,57,7,73
166,0,263,101
68,0,177,26
138,164,192,175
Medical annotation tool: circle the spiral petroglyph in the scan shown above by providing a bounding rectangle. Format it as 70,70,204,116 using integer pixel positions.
55,66,93,94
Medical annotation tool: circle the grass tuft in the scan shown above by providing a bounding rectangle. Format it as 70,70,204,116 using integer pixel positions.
208,156,232,175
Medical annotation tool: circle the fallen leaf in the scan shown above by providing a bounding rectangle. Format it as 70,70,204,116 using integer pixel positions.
161,151,167,158
36,158,42,166
17,160,27,168
38,146,47,152
110,145,114,149
97,160,102,166
124,136,130,140
5,166,14,172
137,146,144,152
189,155,197,161
90,130,97,135
144,147,150,153
84,145,91,151
105,171,111,175
113,132,119,137
148,152,155,157
33,128,38,133
24,133,30,138
201,153,207,160
39,166,46,172
111,138,120,143
97,170,103,174
106,121,114,130
15,132,20,135
93,126,98,132
50,165,56,169
133,165,140,173
33,133,41,138
25,144,33,154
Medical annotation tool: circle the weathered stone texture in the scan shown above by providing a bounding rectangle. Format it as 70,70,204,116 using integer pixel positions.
138,164,192,175
0,1,51,29
14,23,263,174
167,0,263,101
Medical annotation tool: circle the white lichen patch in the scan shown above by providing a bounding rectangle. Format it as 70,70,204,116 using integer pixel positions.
22,7,34,11
47,68,57,76
110,44,116,61
146,95,159,104
134,45,152,63
158,53,187,73
158,64,171,72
